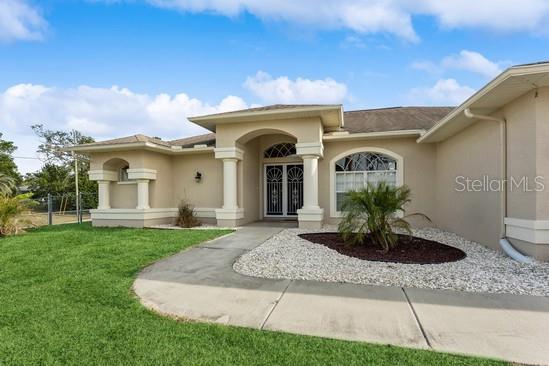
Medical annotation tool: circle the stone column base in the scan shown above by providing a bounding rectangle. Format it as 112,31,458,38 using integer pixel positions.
215,208,245,228
297,207,324,230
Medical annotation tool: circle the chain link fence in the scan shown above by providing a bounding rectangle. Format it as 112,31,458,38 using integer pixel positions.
22,192,97,227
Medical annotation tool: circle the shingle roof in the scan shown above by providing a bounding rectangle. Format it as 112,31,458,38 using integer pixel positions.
191,104,338,118
343,106,454,133
77,106,454,150
77,134,171,147
167,133,216,148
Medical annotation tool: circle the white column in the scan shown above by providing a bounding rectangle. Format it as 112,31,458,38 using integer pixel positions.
302,155,320,209
222,158,238,210
97,180,111,209
136,179,150,209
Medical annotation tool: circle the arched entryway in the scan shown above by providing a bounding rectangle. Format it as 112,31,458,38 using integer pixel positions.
263,142,304,218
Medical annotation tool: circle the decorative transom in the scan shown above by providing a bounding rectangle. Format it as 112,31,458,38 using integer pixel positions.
335,152,396,172
264,143,296,158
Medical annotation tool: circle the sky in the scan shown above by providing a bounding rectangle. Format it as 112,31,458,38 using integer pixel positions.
1,0,549,174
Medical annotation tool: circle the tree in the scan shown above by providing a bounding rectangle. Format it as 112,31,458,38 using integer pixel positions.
0,133,22,188
25,164,72,198
28,125,97,207
31,124,94,166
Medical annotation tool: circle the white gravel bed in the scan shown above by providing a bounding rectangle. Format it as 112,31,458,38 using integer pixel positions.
233,227,549,296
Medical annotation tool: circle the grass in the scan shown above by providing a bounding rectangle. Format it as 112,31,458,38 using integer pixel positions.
0,223,507,365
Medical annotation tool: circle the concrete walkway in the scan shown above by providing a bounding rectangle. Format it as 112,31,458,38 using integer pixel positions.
134,223,549,365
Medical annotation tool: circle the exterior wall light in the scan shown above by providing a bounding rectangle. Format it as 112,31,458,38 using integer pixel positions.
194,171,202,183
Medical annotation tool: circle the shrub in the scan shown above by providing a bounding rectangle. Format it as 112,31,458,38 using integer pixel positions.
176,201,200,228
0,193,35,236
337,182,430,252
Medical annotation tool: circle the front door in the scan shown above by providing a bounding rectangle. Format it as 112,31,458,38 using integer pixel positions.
264,164,303,217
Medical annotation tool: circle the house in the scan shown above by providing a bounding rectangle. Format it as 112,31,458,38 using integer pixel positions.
68,62,549,261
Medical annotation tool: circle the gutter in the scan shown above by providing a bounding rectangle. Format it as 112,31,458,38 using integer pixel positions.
463,108,534,263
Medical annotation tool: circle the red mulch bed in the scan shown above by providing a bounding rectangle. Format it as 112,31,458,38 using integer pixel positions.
298,232,466,264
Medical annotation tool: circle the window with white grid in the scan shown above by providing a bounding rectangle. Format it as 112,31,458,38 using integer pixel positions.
335,152,397,211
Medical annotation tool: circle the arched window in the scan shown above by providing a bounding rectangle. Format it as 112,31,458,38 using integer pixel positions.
119,165,129,182
264,143,296,158
335,152,397,211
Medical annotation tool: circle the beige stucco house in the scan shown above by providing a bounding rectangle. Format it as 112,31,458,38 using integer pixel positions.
69,62,549,261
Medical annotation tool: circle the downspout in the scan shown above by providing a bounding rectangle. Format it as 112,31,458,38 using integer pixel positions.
463,108,534,263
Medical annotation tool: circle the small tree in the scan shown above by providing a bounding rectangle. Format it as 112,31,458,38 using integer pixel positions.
338,182,430,252
0,193,34,236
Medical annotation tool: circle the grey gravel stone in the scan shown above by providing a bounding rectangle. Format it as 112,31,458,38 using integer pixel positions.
233,227,549,297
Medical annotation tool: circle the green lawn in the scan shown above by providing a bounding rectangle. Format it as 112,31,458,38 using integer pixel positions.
0,224,506,365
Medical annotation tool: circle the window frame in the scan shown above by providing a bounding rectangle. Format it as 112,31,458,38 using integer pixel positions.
330,147,403,218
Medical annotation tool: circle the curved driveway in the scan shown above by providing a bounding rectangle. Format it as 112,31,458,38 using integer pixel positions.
134,223,549,365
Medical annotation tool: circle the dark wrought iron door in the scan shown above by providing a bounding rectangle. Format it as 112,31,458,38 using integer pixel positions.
286,165,303,215
265,165,284,215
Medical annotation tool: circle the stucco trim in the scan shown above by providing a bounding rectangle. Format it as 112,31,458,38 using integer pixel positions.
329,147,404,218
88,169,118,181
127,168,157,180
296,142,324,157
91,208,178,220
323,129,425,141
91,207,216,220
215,208,245,220
505,217,549,244
193,207,217,218
214,147,244,160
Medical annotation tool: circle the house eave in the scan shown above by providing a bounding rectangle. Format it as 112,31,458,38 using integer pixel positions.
189,105,344,132
418,62,549,144
64,142,215,155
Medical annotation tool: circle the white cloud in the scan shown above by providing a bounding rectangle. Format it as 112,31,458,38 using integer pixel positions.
408,78,475,105
148,0,418,41
416,0,549,34
413,50,507,78
0,0,47,42
0,83,250,173
244,71,348,104
441,50,503,78
144,0,549,41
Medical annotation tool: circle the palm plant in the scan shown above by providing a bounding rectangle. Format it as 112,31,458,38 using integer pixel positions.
0,173,16,197
338,182,430,252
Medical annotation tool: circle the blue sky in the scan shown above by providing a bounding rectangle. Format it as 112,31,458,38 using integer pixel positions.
2,0,549,173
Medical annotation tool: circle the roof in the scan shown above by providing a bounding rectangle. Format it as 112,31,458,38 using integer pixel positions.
166,133,216,148
188,104,343,132
343,107,453,134
78,134,172,147
419,61,549,143
194,104,331,117
71,133,216,150
69,106,455,152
